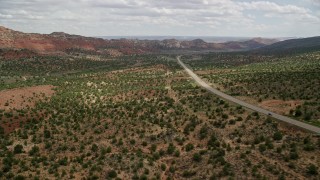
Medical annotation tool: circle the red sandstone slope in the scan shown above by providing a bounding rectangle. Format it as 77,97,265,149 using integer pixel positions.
0,26,278,57
0,26,107,53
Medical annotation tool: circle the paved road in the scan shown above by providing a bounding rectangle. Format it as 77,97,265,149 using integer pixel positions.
177,56,320,134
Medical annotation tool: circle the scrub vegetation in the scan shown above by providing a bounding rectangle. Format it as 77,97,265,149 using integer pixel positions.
183,52,320,127
0,53,319,179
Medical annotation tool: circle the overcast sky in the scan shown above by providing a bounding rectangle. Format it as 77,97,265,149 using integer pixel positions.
0,0,319,37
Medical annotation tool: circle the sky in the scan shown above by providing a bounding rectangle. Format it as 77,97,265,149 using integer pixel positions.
0,0,319,37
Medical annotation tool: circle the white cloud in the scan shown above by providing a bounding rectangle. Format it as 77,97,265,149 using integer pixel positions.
238,1,319,23
308,0,320,6
239,1,309,14
0,13,13,19
0,0,319,37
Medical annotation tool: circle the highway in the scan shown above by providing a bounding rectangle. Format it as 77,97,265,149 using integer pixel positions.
177,56,320,134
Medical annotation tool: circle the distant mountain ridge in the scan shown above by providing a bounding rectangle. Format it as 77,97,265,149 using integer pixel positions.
254,36,320,54
99,36,270,43
0,25,279,58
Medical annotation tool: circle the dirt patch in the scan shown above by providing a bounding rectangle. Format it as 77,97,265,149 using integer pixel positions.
0,85,56,110
236,97,303,116
104,49,123,57
195,69,236,75
259,100,302,115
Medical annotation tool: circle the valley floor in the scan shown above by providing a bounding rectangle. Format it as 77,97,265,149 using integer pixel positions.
0,53,319,179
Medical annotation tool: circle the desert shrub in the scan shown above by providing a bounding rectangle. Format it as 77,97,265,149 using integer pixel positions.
182,170,196,177
185,143,194,152
199,125,208,139
306,164,318,175
161,164,166,171
107,170,117,178
193,153,202,162
29,146,40,156
43,130,51,139
259,144,267,153
167,143,175,155
273,132,283,141
14,144,23,154
14,175,25,180
0,126,4,136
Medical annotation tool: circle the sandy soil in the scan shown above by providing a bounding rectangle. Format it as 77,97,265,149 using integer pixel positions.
236,96,302,116
0,85,55,110
259,99,302,115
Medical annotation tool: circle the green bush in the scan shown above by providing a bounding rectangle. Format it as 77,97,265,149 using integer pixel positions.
0,126,4,136
44,130,51,139
14,175,25,180
29,146,40,156
161,164,166,171
259,144,267,153
182,170,196,177
14,144,23,154
307,164,318,175
107,170,117,178
167,143,175,155
193,153,202,162
273,132,283,141
185,143,194,152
